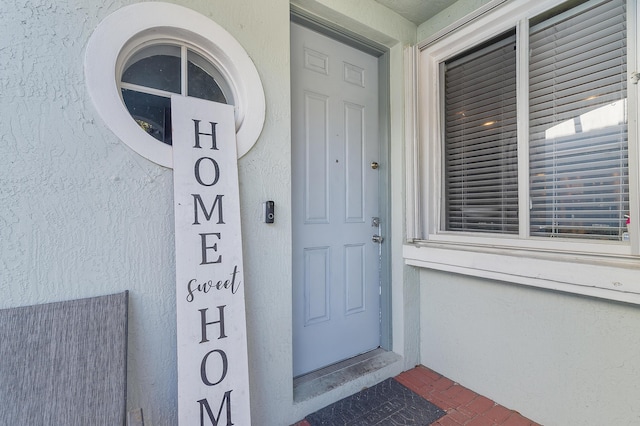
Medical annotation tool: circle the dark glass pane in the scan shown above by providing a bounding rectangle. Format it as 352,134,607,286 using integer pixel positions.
187,50,227,103
528,0,628,240
444,30,518,234
122,53,181,94
121,89,172,145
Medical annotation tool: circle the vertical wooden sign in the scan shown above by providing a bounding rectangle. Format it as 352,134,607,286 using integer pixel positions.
172,96,251,425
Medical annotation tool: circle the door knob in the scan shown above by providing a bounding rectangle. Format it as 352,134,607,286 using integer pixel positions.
372,234,384,243
371,162,379,170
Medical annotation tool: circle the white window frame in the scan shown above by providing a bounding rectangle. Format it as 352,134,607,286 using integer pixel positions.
405,0,640,304
85,2,265,168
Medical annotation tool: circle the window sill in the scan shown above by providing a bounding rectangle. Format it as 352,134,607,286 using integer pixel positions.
403,242,640,305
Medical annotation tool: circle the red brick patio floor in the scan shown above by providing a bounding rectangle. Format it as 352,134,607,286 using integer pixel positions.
294,365,541,426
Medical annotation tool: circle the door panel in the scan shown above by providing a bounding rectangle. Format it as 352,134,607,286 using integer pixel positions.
345,102,365,222
344,244,365,313
303,92,329,224
304,246,330,325
291,22,381,377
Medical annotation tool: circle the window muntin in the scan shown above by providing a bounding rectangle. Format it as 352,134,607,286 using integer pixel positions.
119,44,230,145
436,0,630,244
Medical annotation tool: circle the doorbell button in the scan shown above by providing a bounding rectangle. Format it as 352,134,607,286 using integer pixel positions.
265,201,275,223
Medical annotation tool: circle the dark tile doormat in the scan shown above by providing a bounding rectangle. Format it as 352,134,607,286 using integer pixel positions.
305,378,446,425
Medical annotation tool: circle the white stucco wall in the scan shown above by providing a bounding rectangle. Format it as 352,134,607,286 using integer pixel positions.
415,2,640,425
420,270,640,425
0,0,416,424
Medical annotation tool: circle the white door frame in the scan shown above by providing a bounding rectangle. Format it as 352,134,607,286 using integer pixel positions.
290,9,392,354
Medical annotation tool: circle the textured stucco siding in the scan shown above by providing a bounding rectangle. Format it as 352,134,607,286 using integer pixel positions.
0,0,415,424
420,270,640,426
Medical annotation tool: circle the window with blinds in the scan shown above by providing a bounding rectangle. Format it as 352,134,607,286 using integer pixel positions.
441,0,628,241
444,31,518,233
529,0,628,240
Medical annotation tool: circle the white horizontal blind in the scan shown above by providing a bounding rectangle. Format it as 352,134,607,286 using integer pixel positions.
444,32,518,233
529,0,628,240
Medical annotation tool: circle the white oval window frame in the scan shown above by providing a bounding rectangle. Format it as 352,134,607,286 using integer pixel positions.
85,2,265,167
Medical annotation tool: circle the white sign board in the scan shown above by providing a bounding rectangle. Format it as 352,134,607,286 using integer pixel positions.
172,96,251,425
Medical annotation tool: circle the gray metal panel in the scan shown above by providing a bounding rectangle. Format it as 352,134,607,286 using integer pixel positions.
0,292,128,426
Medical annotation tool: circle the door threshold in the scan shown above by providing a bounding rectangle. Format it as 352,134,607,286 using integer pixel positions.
293,348,401,402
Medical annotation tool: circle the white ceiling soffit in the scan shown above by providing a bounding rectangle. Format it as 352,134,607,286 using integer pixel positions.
375,0,459,25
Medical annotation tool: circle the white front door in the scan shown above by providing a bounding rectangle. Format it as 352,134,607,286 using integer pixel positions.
291,22,381,377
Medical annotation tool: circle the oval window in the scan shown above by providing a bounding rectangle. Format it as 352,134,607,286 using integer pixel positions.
85,3,265,167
